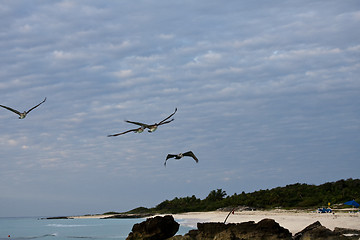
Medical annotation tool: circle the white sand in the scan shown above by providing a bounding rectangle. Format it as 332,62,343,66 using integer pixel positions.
68,209,360,235
170,210,360,234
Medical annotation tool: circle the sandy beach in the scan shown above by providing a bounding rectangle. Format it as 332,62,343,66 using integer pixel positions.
68,209,360,235
170,210,360,234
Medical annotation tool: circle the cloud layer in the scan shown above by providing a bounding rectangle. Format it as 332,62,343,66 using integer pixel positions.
0,0,359,217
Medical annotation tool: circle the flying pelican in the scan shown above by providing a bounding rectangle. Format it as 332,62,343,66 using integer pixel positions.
164,151,199,166
125,108,177,133
107,126,145,137
0,97,47,119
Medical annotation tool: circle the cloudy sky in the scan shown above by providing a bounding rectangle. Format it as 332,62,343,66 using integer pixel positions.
1,1,359,217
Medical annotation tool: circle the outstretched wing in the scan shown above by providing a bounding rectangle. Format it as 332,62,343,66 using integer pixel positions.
0,105,21,116
26,97,47,114
166,154,177,160
183,151,199,163
164,154,177,167
125,120,149,128
157,118,174,126
107,128,140,137
158,108,177,125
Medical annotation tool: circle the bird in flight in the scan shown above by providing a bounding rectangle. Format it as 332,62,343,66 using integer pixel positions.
107,126,145,137
0,97,47,119
126,108,177,132
164,151,199,167
108,108,177,137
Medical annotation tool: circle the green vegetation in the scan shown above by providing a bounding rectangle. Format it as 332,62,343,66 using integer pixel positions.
103,211,121,215
127,178,360,214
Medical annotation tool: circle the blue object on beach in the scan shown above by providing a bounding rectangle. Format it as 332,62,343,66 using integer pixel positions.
344,200,359,208
317,208,332,213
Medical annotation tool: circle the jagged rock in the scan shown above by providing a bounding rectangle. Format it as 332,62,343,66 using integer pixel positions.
333,227,360,240
196,222,233,239
230,219,292,240
126,215,179,240
170,236,192,240
293,221,350,240
130,217,358,240
334,227,360,235
169,218,292,240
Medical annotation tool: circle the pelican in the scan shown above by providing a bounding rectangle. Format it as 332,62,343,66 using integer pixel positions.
164,151,199,166
125,108,177,133
0,97,47,119
107,126,145,137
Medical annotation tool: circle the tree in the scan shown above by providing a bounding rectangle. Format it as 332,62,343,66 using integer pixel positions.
205,189,227,202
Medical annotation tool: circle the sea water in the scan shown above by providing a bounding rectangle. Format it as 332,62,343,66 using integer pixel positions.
0,217,194,240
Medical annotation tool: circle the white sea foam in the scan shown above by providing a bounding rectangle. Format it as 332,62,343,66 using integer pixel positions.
176,218,199,229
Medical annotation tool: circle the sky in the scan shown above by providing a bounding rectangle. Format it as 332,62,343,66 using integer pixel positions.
0,0,359,217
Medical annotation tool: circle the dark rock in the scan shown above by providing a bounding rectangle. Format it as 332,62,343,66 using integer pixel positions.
334,227,360,235
184,229,200,239
45,216,71,219
196,222,233,238
293,221,350,240
126,215,179,240
170,236,192,240
334,227,360,240
102,213,153,219
169,218,292,240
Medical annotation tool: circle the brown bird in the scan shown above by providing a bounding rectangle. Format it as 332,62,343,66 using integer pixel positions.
0,97,46,119
126,108,177,132
107,126,145,137
164,151,199,166
107,108,177,137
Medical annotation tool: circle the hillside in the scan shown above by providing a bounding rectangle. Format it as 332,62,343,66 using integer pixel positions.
126,178,360,214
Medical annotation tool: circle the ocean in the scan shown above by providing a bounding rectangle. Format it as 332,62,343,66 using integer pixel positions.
0,217,194,240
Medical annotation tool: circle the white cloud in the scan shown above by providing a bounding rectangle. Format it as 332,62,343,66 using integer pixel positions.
52,50,87,60
113,69,133,78
187,50,222,67
7,139,18,146
18,24,32,33
267,47,342,60
158,34,175,40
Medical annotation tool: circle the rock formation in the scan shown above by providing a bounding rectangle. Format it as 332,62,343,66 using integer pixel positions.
293,221,359,240
126,215,179,240
334,227,360,236
127,215,360,240
169,218,292,240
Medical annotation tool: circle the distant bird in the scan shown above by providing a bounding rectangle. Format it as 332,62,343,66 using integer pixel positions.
0,97,47,119
125,108,177,133
107,126,145,137
107,108,177,137
164,151,199,166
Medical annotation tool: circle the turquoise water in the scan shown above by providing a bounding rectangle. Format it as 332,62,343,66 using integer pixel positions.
0,217,193,240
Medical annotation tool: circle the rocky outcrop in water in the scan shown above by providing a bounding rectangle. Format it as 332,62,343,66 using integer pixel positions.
126,215,179,240
293,221,360,240
169,218,292,240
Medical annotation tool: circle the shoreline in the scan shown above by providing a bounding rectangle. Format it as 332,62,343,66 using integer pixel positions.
59,209,360,235
54,213,152,219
